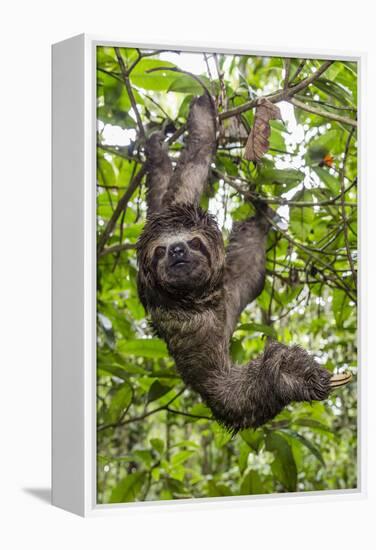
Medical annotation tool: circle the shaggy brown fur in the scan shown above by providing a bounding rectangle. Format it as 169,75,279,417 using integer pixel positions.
137,94,351,431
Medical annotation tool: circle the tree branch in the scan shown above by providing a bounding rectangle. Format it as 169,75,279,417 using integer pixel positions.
165,61,334,146
114,47,146,140
290,97,357,127
213,168,357,208
259,208,357,302
219,60,334,121
97,388,185,432
146,66,212,97
339,128,357,287
97,164,147,255
99,242,137,258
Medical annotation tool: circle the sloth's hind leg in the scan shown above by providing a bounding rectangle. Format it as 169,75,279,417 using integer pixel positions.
255,340,352,412
206,340,352,430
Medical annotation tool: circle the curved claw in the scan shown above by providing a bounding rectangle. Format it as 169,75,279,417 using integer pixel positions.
329,371,353,389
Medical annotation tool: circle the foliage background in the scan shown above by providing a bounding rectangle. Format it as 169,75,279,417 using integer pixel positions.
96,47,357,504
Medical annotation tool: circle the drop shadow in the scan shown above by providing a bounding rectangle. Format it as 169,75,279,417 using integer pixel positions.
23,487,51,504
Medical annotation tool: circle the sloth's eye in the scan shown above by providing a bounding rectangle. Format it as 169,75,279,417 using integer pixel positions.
154,246,166,259
189,237,202,250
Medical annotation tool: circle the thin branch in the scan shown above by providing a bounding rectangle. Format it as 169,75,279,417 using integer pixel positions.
146,66,212,97
214,168,357,208
97,164,147,255
339,128,357,287
165,61,334,147
214,52,227,113
284,58,291,90
219,60,334,121
114,47,146,140
97,388,185,432
98,143,137,163
290,97,357,127
263,213,357,301
165,407,213,421
294,94,357,112
99,242,137,258
288,60,306,85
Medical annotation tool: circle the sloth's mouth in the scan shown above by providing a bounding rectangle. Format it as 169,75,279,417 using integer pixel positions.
170,259,189,268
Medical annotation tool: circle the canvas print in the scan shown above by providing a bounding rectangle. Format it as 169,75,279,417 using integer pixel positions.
96,45,358,504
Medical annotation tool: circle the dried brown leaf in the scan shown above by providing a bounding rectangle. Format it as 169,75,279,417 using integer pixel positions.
244,98,282,162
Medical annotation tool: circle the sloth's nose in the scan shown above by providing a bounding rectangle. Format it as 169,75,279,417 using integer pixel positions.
169,242,187,258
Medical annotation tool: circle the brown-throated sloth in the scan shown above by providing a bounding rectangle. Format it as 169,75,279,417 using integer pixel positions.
137,94,351,432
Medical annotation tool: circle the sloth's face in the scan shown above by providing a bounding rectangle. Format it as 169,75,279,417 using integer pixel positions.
137,205,225,307
151,231,213,291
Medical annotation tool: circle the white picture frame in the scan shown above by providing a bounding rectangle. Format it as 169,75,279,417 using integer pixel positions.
52,34,366,517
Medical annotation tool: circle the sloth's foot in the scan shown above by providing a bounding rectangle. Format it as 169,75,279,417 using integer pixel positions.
264,342,353,403
330,371,353,388
302,366,352,402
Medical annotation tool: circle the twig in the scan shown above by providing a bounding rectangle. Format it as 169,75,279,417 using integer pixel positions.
114,47,146,140
288,60,306,85
97,388,185,432
219,60,334,121
165,61,333,147
294,94,357,112
339,128,357,287
165,408,213,421
146,66,212,97
99,242,137,258
98,143,137,163
213,168,357,208
97,164,147,255
284,58,291,90
259,209,356,302
290,97,357,127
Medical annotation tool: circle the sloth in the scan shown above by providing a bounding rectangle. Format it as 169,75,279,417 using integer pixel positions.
137,94,351,432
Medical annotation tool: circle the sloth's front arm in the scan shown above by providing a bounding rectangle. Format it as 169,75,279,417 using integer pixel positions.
224,211,271,339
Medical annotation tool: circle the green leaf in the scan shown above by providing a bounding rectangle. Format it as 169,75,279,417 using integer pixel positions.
130,59,177,91
213,424,233,448
98,361,148,379
240,470,265,495
118,338,168,358
238,441,251,474
332,288,351,328
313,166,340,195
150,438,165,455
107,382,133,422
240,429,264,452
171,450,195,466
236,322,277,339
290,190,315,241
168,74,210,94
207,480,233,497
282,429,326,467
269,120,287,151
97,364,128,380
265,432,297,492
133,450,153,468
230,338,244,362
189,403,212,418
122,223,144,239
147,380,172,403
257,166,304,188
293,418,333,434
109,471,147,503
